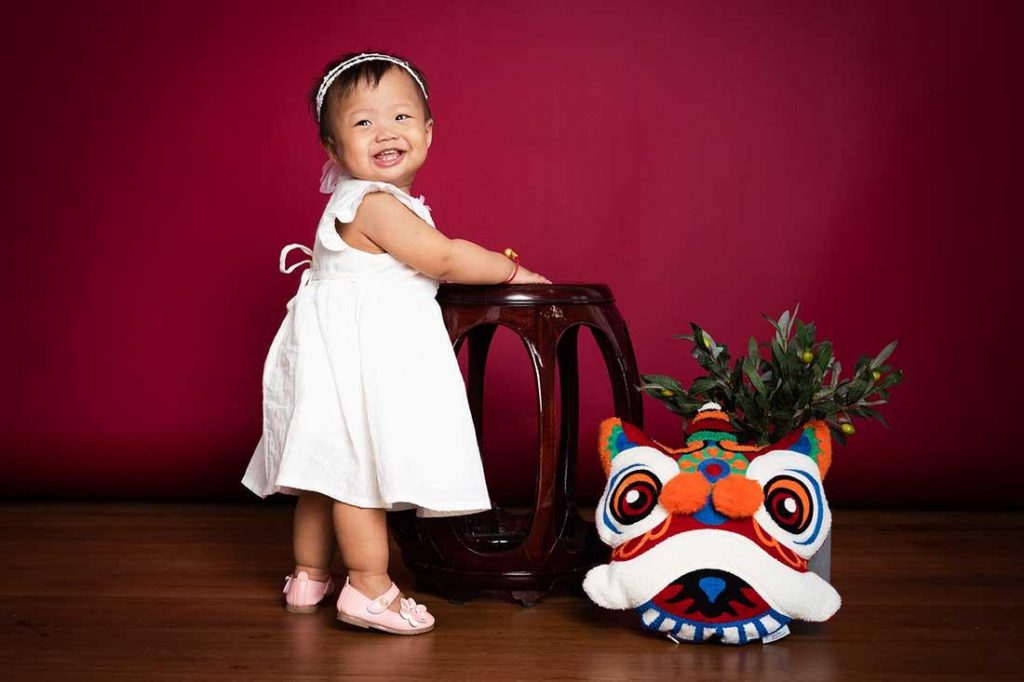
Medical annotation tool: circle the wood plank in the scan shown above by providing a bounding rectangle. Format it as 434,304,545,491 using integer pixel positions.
1,504,1021,680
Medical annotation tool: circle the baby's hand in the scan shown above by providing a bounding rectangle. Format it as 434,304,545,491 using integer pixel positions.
510,265,551,285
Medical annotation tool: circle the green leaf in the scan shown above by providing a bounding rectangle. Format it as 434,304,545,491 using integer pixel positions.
825,421,848,446
795,320,811,349
690,323,710,350
652,308,899,448
851,405,892,429
640,374,685,392
689,377,719,395
813,341,833,374
761,313,783,339
813,400,840,416
871,341,898,369
875,369,904,389
743,358,768,395
778,309,791,339
854,355,871,374
803,321,817,347
747,336,760,363
666,403,694,417
770,342,793,377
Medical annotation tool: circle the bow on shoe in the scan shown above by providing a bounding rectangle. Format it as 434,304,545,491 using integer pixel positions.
398,597,430,626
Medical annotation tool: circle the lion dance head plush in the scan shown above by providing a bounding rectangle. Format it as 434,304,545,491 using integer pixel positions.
583,402,841,645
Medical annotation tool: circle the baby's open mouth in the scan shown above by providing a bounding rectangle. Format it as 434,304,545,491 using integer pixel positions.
374,149,405,161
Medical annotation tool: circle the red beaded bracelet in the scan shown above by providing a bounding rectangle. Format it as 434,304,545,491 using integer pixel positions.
501,247,520,283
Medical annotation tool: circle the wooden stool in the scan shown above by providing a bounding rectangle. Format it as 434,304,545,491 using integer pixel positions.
389,283,643,605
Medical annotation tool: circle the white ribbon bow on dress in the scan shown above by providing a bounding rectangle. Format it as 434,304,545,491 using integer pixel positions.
273,161,342,292
279,243,314,291
320,159,349,194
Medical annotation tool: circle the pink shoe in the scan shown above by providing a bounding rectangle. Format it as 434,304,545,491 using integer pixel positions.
282,571,335,614
336,577,435,635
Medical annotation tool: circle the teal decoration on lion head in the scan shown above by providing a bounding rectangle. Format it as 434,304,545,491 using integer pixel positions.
583,402,840,645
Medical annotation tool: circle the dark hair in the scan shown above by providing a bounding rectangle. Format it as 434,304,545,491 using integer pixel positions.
308,51,432,145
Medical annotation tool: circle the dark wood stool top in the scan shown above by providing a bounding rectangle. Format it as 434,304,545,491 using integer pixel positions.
437,283,615,306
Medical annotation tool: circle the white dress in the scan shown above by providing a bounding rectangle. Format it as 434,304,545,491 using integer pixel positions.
242,172,492,518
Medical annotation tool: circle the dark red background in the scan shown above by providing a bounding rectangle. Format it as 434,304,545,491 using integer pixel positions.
3,1,1021,506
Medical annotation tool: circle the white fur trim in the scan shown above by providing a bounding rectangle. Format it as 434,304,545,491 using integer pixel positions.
582,528,841,622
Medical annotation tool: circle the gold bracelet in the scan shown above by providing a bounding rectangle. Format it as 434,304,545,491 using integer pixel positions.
501,248,520,283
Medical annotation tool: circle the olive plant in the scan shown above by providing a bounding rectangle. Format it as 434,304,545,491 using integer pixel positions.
640,306,902,445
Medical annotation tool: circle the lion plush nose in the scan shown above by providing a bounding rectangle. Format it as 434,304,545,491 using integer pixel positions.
711,474,764,518
659,472,711,515
660,472,764,519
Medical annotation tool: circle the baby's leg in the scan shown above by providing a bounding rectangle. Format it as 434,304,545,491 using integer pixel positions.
333,501,404,612
293,492,335,579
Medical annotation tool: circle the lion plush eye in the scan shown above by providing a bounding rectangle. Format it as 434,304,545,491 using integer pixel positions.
764,474,813,534
746,450,831,558
610,470,662,525
596,447,677,547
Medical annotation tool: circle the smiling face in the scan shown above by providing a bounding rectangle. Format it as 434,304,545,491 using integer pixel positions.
583,409,841,645
322,67,434,193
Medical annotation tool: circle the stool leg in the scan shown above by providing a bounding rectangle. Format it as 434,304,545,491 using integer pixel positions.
465,324,497,448
557,325,581,510
519,323,560,555
587,306,644,425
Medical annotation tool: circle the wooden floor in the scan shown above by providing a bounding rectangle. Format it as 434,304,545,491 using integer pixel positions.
1,504,1021,681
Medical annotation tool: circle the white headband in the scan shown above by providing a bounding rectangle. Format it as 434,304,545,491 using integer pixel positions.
315,53,429,121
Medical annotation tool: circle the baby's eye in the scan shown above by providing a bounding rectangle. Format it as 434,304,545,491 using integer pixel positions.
355,120,371,127
395,114,411,121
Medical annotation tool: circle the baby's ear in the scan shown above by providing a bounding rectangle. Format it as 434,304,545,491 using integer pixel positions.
425,119,434,149
322,139,341,164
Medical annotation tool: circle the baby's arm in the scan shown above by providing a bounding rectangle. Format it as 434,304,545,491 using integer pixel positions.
352,193,550,284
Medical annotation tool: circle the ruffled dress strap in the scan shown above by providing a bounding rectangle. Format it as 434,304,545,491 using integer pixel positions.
315,163,435,252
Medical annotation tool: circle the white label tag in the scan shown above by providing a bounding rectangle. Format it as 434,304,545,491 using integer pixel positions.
762,624,791,644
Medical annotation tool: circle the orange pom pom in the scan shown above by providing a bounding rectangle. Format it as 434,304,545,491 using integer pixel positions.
712,474,765,519
659,472,711,515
